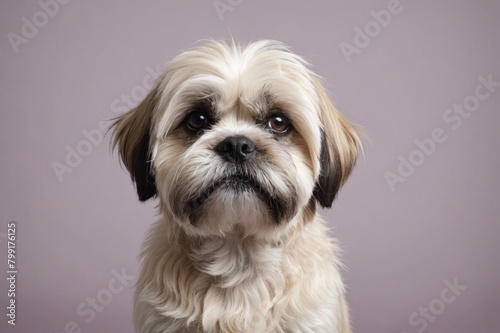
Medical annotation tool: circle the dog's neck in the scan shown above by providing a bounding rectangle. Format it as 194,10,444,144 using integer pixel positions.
187,232,285,288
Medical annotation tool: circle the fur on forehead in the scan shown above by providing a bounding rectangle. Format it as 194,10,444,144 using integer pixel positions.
150,40,323,174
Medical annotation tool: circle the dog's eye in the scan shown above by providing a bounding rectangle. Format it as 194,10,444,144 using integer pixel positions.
185,111,210,133
267,114,291,134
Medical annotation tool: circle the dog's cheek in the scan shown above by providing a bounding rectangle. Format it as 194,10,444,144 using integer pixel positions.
156,131,227,223
153,134,191,212
276,131,316,209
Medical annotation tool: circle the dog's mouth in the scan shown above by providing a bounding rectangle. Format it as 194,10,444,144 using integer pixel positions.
183,173,297,225
187,174,266,212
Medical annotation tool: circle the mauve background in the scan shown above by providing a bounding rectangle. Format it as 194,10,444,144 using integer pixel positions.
1,0,499,332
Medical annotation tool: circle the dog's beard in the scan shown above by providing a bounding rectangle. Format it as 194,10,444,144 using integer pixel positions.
184,169,297,225
154,130,307,237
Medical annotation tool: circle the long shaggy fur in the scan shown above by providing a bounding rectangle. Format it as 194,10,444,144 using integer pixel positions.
112,40,360,333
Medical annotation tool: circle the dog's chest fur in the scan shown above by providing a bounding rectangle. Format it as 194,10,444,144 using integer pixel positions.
134,216,346,333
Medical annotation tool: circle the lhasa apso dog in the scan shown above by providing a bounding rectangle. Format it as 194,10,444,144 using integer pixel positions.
112,40,360,333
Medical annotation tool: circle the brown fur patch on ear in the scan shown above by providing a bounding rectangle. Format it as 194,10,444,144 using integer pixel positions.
313,130,342,207
312,77,360,207
111,89,158,201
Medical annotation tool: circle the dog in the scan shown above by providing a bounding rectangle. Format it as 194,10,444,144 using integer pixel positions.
112,40,360,333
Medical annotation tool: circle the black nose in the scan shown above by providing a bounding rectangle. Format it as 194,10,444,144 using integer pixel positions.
216,136,256,163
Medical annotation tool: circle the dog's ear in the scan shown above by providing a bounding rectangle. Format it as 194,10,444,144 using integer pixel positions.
312,77,360,208
111,89,158,201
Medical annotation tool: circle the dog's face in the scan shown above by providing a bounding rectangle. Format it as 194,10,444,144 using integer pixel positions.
113,40,359,239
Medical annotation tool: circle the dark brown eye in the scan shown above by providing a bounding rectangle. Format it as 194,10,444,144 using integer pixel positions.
185,111,209,132
268,114,291,134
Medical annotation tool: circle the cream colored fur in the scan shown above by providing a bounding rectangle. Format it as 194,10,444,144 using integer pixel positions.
112,40,359,333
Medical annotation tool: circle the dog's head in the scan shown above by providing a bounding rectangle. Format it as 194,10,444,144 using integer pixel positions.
112,40,359,238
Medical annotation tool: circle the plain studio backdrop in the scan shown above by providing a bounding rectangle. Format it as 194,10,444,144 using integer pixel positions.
1,0,499,332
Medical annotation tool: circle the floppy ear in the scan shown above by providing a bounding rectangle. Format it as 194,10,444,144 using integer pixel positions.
111,89,158,201
312,78,360,208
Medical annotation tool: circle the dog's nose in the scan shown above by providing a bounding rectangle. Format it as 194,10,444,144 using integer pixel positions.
216,136,256,163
